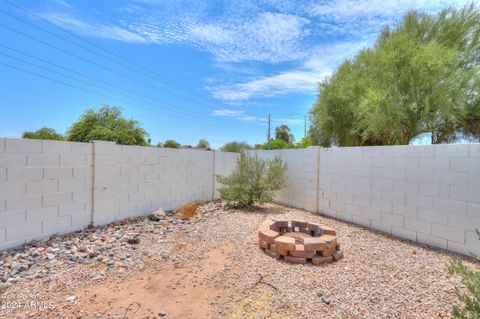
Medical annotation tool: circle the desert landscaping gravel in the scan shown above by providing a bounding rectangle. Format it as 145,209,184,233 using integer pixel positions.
0,201,477,318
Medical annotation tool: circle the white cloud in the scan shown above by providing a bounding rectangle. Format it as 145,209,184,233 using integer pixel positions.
211,69,326,101
239,115,268,122
211,40,366,101
48,0,73,9
39,12,148,43
307,0,471,37
212,109,245,116
273,118,304,125
310,0,470,20
211,111,269,124
128,11,310,63
37,0,471,102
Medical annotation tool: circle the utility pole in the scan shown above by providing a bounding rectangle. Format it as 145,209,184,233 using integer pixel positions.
267,114,271,150
304,115,307,139
288,113,307,140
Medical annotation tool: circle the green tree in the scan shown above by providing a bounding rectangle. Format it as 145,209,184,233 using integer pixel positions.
66,106,149,146
268,139,290,150
310,4,480,146
448,229,480,318
220,141,253,153
22,127,64,141
216,153,287,207
295,136,314,148
163,139,180,148
275,125,295,144
196,139,210,149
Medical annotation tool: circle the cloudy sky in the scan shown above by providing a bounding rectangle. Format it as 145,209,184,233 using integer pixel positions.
0,0,470,147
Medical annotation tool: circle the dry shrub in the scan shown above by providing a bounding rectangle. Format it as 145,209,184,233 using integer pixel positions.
176,203,199,218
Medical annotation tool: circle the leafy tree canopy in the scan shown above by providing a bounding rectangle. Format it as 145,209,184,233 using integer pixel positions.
275,125,295,144
267,139,290,150
22,127,64,141
196,139,210,149
163,139,180,148
66,106,149,146
295,136,315,148
310,4,480,146
220,141,253,153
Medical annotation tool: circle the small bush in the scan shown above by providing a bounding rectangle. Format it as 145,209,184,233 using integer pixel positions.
216,152,287,207
448,229,480,318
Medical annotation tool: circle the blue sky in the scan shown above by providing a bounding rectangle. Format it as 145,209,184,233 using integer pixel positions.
0,0,469,148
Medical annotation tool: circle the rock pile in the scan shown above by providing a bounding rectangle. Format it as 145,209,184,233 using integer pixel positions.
0,206,208,289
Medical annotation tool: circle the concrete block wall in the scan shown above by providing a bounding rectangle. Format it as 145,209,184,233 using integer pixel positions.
92,141,217,225
250,147,320,212
2,137,478,256
213,151,239,199
0,138,93,250
254,144,480,256
0,139,239,250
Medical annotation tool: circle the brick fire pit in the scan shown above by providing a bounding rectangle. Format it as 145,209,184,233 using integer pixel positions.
258,219,343,265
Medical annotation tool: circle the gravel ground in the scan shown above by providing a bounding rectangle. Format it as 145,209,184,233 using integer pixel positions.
0,202,477,319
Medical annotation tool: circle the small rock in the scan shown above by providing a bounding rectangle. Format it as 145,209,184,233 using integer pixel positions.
127,238,140,245
149,209,166,221
161,251,170,260
47,253,55,260
66,295,77,303
159,310,167,317
322,296,331,305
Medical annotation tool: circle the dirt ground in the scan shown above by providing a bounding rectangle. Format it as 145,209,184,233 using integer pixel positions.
0,202,477,319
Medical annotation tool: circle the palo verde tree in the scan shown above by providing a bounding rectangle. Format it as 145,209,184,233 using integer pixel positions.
310,3,480,146
66,106,149,146
22,127,64,141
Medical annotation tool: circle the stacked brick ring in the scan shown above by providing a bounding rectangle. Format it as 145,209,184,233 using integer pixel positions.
258,219,343,265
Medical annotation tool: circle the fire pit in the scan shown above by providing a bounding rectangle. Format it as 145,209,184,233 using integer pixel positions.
258,219,343,265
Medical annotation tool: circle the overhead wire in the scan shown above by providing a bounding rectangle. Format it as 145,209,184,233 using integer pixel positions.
0,48,254,133
0,60,256,134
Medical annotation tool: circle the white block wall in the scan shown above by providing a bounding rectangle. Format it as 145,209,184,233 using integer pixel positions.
92,141,216,225
213,151,239,199
0,139,238,250
254,144,480,256
2,138,479,256
0,138,93,250
250,148,320,212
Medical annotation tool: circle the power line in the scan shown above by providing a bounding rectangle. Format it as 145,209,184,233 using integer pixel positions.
0,60,255,134
0,16,255,128
0,46,252,132
0,86,246,142
0,52,255,132
0,37,254,131
0,2,265,136
0,2,225,106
